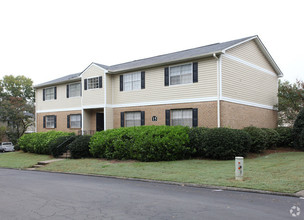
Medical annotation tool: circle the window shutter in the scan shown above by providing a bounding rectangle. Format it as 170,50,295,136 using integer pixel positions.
66,85,69,98
54,115,57,128
43,116,46,128
98,76,102,88
141,71,145,89
164,67,169,86
165,110,170,126
54,87,57,100
67,115,70,128
120,75,123,91
192,108,198,127
120,112,124,127
43,89,46,101
193,62,198,83
84,79,87,90
141,111,145,126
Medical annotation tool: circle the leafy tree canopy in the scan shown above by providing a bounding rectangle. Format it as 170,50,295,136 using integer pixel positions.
276,79,304,127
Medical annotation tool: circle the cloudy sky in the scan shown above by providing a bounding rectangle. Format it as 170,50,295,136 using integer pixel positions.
0,0,303,85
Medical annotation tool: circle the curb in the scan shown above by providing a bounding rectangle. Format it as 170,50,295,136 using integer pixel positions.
14,167,301,198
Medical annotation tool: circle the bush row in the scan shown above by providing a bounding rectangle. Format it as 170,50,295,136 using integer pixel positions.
18,125,295,161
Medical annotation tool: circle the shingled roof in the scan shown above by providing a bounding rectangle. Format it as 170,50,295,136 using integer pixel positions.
35,35,281,88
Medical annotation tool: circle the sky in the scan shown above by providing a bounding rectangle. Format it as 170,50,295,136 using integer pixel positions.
0,0,303,85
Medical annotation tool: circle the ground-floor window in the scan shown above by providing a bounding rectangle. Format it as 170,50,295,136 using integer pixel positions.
125,111,141,127
69,114,81,128
171,109,193,127
44,115,56,128
166,108,198,127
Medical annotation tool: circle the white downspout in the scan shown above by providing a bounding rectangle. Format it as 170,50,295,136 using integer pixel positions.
104,70,108,131
213,53,221,128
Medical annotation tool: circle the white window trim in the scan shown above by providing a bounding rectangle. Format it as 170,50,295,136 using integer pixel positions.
169,62,193,86
170,108,193,127
44,86,55,101
86,76,100,90
68,82,81,98
123,72,141,92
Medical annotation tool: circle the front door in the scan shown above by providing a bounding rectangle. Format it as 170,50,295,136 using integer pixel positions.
96,113,104,131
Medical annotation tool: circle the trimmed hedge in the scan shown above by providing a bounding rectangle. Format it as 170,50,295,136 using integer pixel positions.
203,128,251,160
90,126,190,162
293,108,304,150
261,128,279,149
49,135,76,158
275,127,293,147
188,127,209,157
243,126,267,153
18,131,73,154
69,135,92,159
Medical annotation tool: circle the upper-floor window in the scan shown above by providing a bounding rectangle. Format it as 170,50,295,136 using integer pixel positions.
67,82,81,98
124,72,141,91
43,87,56,101
164,62,198,86
170,63,192,85
120,71,145,91
84,76,102,90
88,77,99,89
43,115,56,128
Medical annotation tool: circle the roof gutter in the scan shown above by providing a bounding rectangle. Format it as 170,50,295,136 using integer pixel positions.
33,77,81,89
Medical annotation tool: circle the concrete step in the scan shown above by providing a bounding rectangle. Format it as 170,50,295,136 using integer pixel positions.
38,159,64,165
32,164,44,168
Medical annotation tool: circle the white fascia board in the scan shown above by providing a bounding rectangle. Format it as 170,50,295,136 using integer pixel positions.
79,63,108,78
36,107,82,113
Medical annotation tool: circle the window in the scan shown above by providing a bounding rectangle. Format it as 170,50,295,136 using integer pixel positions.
68,83,81,98
171,109,193,127
170,63,192,85
123,72,141,91
45,116,56,128
87,77,99,90
125,112,141,127
70,114,81,128
45,87,55,100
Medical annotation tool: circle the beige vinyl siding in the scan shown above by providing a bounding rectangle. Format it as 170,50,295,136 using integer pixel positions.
227,40,276,73
106,74,112,105
105,107,113,129
35,83,81,111
82,64,105,106
222,56,278,106
112,58,217,105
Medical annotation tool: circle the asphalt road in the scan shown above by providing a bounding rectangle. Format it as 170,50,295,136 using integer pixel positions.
0,168,303,220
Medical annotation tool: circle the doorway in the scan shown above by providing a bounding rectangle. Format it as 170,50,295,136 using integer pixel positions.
96,113,104,131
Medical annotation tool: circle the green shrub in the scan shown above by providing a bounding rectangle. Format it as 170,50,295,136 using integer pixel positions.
18,131,73,155
203,128,251,160
90,126,190,162
69,135,92,159
132,126,190,161
243,126,267,153
275,127,293,147
188,127,209,157
293,108,304,150
261,128,280,149
49,135,76,158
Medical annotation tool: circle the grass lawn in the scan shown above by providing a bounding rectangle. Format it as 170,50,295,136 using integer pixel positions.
0,151,51,169
1,151,303,193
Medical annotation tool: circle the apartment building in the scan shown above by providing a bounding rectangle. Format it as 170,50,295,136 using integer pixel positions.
34,35,282,134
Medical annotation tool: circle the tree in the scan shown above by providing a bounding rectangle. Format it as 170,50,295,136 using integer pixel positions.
0,75,35,144
293,107,304,150
276,79,304,127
